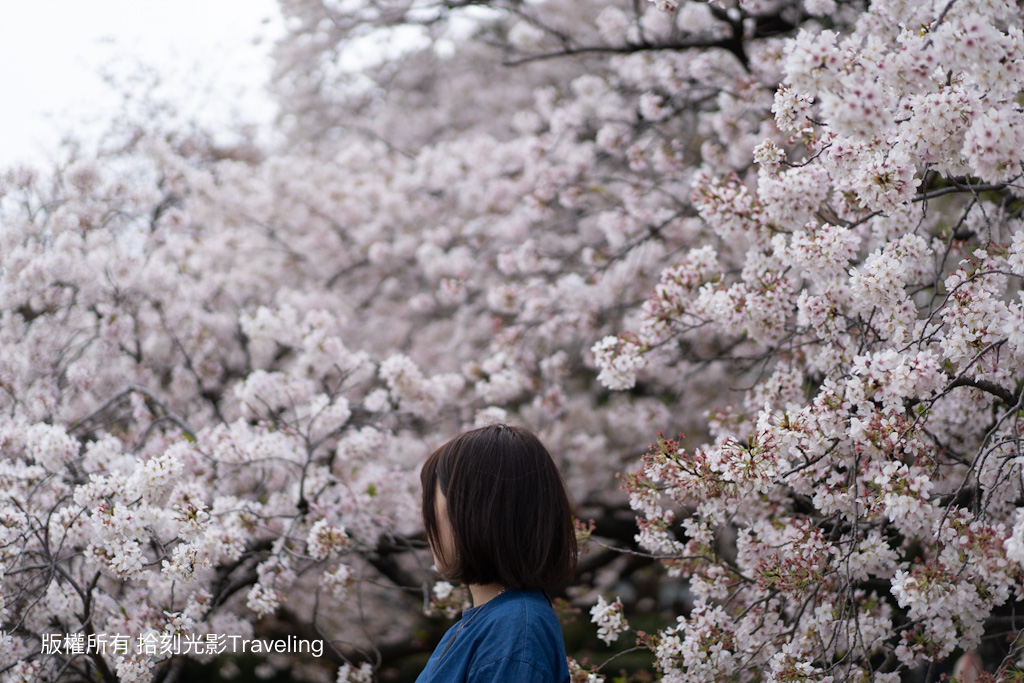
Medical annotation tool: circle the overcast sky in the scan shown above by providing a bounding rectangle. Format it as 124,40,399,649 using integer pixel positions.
0,1,281,167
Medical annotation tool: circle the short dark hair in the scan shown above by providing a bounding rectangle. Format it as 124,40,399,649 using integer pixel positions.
421,424,578,592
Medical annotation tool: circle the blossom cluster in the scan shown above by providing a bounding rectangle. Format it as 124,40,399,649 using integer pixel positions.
600,0,1024,680
589,595,629,645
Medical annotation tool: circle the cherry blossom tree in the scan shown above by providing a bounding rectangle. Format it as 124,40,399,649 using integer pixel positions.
591,1,1024,681
2,0,1024,681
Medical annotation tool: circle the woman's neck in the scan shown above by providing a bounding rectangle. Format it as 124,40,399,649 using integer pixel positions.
469,582,506,606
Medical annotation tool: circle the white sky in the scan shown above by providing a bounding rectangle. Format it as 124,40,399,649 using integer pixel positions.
0,1,282,167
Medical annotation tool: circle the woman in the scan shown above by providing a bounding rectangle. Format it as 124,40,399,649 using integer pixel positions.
417,424,578,682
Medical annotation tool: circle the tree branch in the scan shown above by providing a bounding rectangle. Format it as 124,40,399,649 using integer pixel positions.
947,376,1019,407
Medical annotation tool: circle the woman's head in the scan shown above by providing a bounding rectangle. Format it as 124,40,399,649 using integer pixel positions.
420,424,577,592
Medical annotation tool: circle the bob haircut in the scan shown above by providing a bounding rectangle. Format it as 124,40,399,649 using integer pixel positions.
421,424,577,592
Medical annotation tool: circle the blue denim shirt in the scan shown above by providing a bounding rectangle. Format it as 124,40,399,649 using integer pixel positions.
416,589,571,683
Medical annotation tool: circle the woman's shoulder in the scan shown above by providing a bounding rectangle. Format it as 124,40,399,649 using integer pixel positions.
468,593,565,655
466,590,568,679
